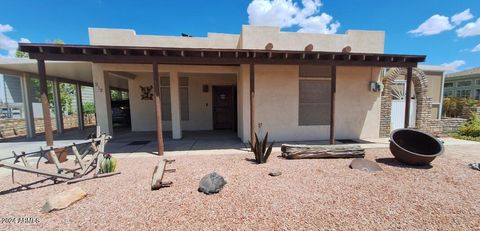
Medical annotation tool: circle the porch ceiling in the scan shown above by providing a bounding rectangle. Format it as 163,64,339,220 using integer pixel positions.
0,58,129,89
19,43,426,67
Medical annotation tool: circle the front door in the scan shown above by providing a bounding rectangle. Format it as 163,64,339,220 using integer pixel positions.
213,86,235,130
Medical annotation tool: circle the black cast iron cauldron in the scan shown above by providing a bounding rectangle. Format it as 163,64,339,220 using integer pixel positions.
389,128,444,165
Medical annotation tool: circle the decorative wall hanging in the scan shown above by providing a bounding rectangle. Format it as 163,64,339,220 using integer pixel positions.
140,85,153,100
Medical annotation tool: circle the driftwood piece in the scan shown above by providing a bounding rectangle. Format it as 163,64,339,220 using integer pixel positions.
41,187,87,213
48,148,63,172
281,144,365,159
67,172,121,184
151,159,175,190
72,144,85,170
94,135,106,176
0,162,73,180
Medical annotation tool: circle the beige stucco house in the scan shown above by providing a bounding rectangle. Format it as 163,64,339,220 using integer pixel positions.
86,26,390,143
2,25,431,154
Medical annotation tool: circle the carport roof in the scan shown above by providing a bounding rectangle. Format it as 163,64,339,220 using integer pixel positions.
0,58,128,89
19,43,426,67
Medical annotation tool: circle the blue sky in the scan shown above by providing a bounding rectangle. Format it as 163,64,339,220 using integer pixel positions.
0,0,479,71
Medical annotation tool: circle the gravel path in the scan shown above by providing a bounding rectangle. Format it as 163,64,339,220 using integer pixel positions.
0,148,479,230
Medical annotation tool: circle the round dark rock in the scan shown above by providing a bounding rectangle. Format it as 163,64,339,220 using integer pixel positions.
198,172,227,195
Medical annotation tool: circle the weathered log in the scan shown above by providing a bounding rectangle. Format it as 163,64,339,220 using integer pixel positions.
281,144,365,159
151,158,175,190
67,171,121,184
41,187,87,213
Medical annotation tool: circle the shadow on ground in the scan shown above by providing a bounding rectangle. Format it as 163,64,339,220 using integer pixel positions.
375,158,433,169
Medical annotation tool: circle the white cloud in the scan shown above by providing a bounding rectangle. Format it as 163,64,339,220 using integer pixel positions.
0,24,13,33
19,38,31,43
456,18,480,37
472,43,480,52
247,0,340,34
408,15,454,36
0,24,29,57
451,9,474,25
298,13,340,34
441,60,466,72
408,9,474,36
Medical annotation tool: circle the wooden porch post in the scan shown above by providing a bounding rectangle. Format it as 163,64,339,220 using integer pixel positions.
329,65,336,144
249,63,255,145
153,62,164,155
37,59,54,146
404,67,413,128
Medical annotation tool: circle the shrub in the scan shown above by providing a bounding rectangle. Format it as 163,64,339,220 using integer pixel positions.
83,102,95,114
443,97,479,118
457,113,480,138
249,132,274,164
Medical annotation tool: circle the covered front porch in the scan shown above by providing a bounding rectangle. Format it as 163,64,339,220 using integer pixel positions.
18,43,426,156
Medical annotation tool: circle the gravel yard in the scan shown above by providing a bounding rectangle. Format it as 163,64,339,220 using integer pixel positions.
0,148,479,230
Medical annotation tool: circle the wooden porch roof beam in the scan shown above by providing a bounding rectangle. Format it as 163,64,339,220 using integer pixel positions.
19,43,426,67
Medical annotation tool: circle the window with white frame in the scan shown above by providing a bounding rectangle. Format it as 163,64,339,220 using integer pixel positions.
159,76,189,121
298,65,331,126
444,90,454,97
456,89,471,98
179,77,189,120
457,81,472,87
476,79,480,85
160,77,171,121
476,89,480,100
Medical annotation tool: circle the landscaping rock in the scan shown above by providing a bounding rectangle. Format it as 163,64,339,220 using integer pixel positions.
350,158,382,172
198,172,226,195
468,163,480,171
41,187,87,213
269,171,282,177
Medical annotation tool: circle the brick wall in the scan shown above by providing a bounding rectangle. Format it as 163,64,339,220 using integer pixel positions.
440,117,467,134
0,114,96,139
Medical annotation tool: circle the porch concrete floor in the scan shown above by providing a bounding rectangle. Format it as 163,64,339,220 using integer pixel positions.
1,126,478,163
105,130,249,155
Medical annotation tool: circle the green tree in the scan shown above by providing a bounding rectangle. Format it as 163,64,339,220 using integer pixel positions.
83,102,95,114
15,50,29,58
30,79,76,115
52,39,65,45
59,83,75,114
15,38,64,58
111,89,123,101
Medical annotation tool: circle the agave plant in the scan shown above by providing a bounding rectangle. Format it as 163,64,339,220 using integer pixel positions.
249,132,275,164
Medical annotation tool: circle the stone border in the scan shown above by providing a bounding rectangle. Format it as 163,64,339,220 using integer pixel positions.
379,68,433,137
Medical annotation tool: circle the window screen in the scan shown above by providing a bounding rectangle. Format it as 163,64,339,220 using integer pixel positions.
298,65,332,126
159,76,189,121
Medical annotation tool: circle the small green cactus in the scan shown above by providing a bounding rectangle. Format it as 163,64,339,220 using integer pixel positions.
99,153,117,174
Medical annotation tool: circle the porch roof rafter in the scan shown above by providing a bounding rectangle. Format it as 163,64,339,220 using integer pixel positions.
19,43,426,67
